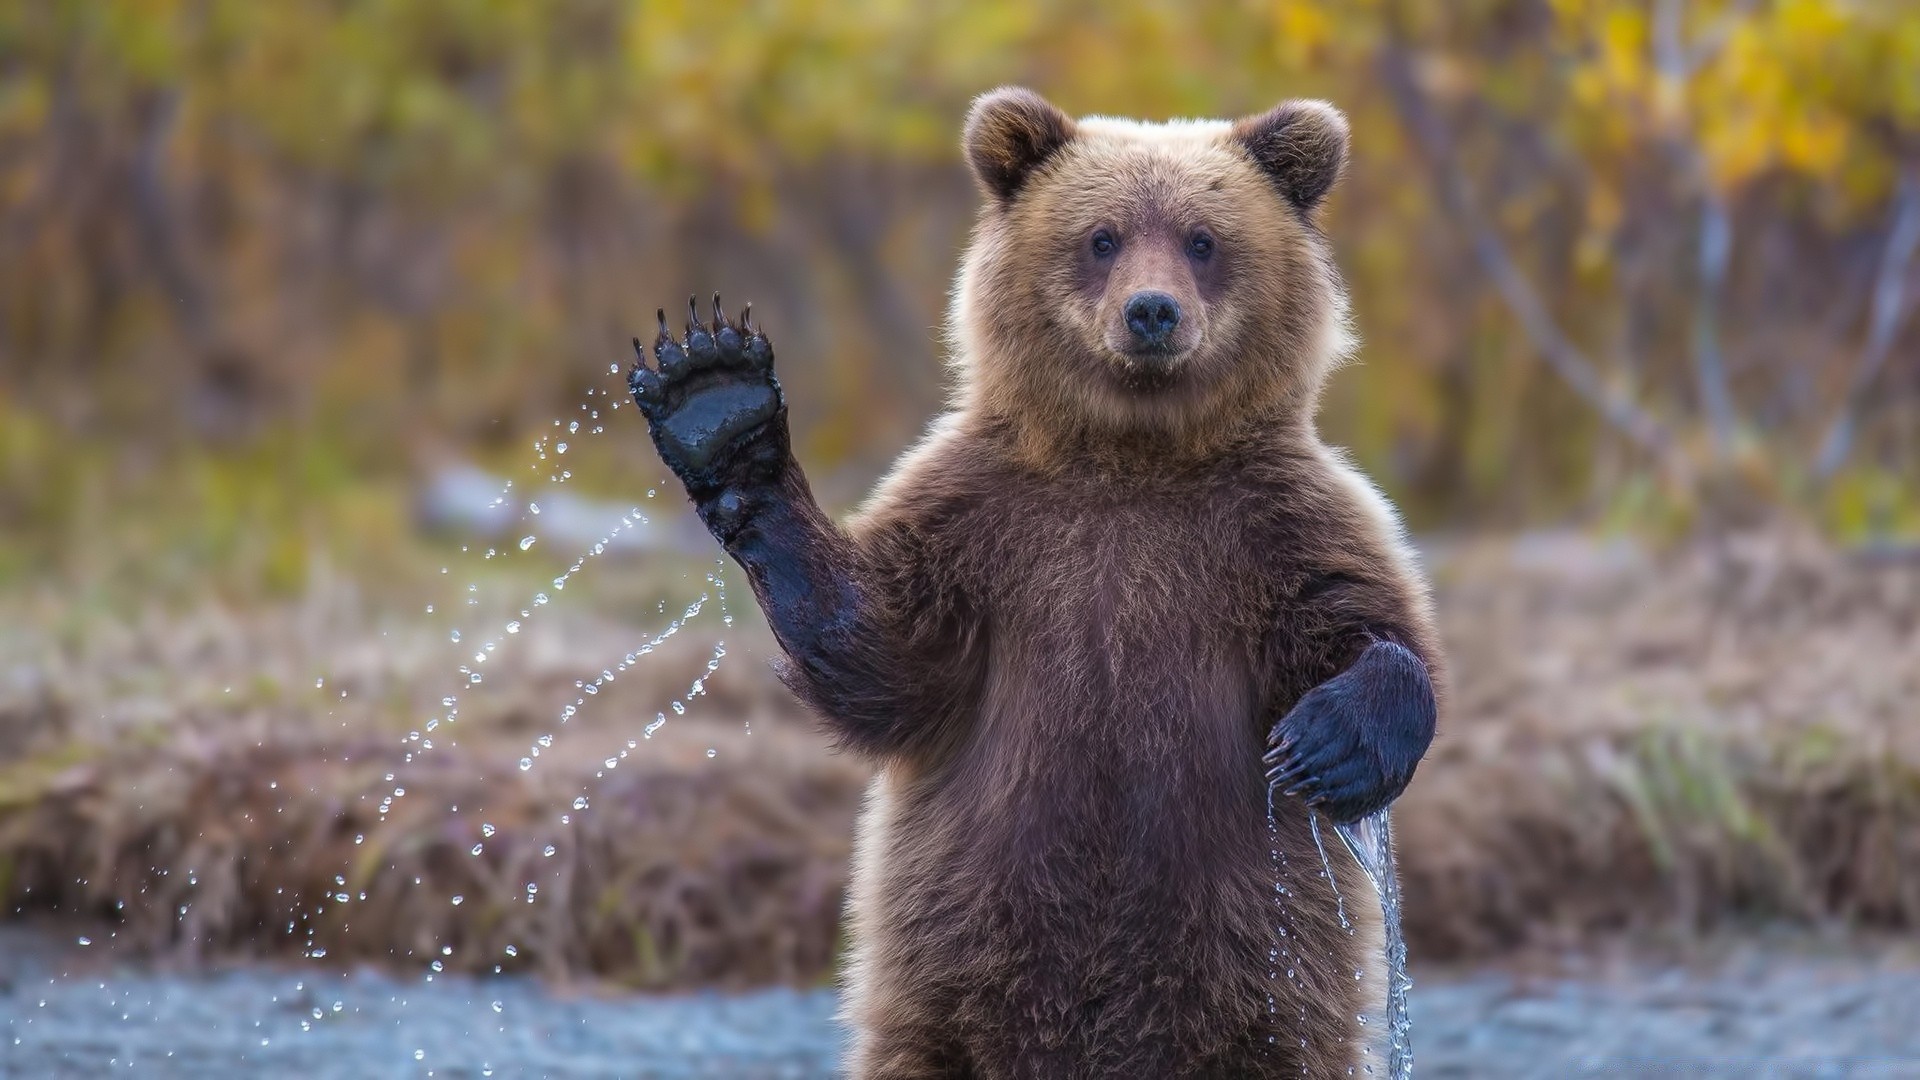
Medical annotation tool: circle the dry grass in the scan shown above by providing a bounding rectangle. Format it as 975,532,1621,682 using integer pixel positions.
0,728,865,989
1400,529,1920,957
0,566,868,988
2,530,1917,986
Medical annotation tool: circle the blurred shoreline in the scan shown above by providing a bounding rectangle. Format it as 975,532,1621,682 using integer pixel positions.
3,529,1915,988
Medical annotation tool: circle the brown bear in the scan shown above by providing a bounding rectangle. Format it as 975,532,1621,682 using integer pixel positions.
628,86,1444,1079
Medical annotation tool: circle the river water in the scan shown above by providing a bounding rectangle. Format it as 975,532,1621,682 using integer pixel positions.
5,927,1917,1078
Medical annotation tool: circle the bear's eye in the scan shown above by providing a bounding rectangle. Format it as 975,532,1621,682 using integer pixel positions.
1090,230,1117,258
1188,232,1215,260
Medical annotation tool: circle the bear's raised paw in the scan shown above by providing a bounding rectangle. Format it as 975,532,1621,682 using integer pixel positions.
629,294,787,500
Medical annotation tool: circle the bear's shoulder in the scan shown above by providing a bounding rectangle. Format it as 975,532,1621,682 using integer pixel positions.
845,411,1013,540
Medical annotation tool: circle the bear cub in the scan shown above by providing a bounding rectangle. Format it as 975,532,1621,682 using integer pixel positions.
629,87,1443,1079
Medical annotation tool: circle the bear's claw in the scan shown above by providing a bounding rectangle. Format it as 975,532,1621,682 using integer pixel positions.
1262,640,1437,823
629,294,787,500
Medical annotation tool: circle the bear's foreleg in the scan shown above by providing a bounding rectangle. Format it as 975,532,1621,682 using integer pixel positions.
629,297,962,756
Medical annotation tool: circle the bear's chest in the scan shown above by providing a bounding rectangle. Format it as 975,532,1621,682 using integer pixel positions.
941,484,1272,825
978,484,1269,675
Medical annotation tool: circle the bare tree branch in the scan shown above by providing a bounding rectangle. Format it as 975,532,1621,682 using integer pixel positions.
128,88,212,346
1813,170,1920,480
1377,40,1677,461
1690,187,1738,448
1657,0,1739,452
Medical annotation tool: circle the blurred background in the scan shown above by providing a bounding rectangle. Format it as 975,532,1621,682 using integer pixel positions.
2,1,1918,1076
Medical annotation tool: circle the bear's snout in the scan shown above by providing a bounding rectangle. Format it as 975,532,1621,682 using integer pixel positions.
1123,291,1182,351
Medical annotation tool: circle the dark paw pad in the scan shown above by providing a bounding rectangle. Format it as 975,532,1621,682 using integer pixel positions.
630,294,785,494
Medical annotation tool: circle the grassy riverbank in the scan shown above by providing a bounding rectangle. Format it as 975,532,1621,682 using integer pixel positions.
2,531,1916,988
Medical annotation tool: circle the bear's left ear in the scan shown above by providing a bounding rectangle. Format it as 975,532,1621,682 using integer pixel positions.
1230,99,1350,213
964,87,1077,205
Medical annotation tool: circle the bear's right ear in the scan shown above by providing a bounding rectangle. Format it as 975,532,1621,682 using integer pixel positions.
964,87,1076,205
1230,99,1350,213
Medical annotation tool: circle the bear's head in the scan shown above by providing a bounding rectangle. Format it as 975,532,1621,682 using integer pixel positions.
951,87,1355,460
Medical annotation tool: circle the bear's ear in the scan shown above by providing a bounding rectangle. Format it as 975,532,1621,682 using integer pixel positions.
964,87,1077,205
1230,99,1350,213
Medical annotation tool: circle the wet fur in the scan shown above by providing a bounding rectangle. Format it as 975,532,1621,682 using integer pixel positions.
838,93,1441,1076
635,88,1444,1077
832,420,1438,1077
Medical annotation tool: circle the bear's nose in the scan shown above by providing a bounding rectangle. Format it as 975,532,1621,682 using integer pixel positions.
1123,291,1182,347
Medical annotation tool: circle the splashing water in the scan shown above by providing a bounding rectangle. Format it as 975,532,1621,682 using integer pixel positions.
1306,811,1352,935
1302,809,1361,1073
1264,787,1314,1070
1331,810,1412,1080
1281,807,1410,1077
273,372,737,1000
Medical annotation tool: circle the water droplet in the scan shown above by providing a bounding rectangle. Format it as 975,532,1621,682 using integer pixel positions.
518,757,532,771
542,845,556,857
481,823,496,837
504,944,518,957
450,629,462,643
519,535,537,551
76,936,91,946
705,748,716,759
506,621,521,634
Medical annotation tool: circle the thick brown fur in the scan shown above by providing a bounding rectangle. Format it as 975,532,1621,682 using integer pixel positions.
804,89,1448,1078
633,87,1445,1077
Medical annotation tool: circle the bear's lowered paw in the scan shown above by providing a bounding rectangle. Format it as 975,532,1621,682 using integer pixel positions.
1263,640,1437,823
629,294,787,505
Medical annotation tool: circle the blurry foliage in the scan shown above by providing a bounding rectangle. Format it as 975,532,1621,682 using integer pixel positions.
1,0,1918,594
